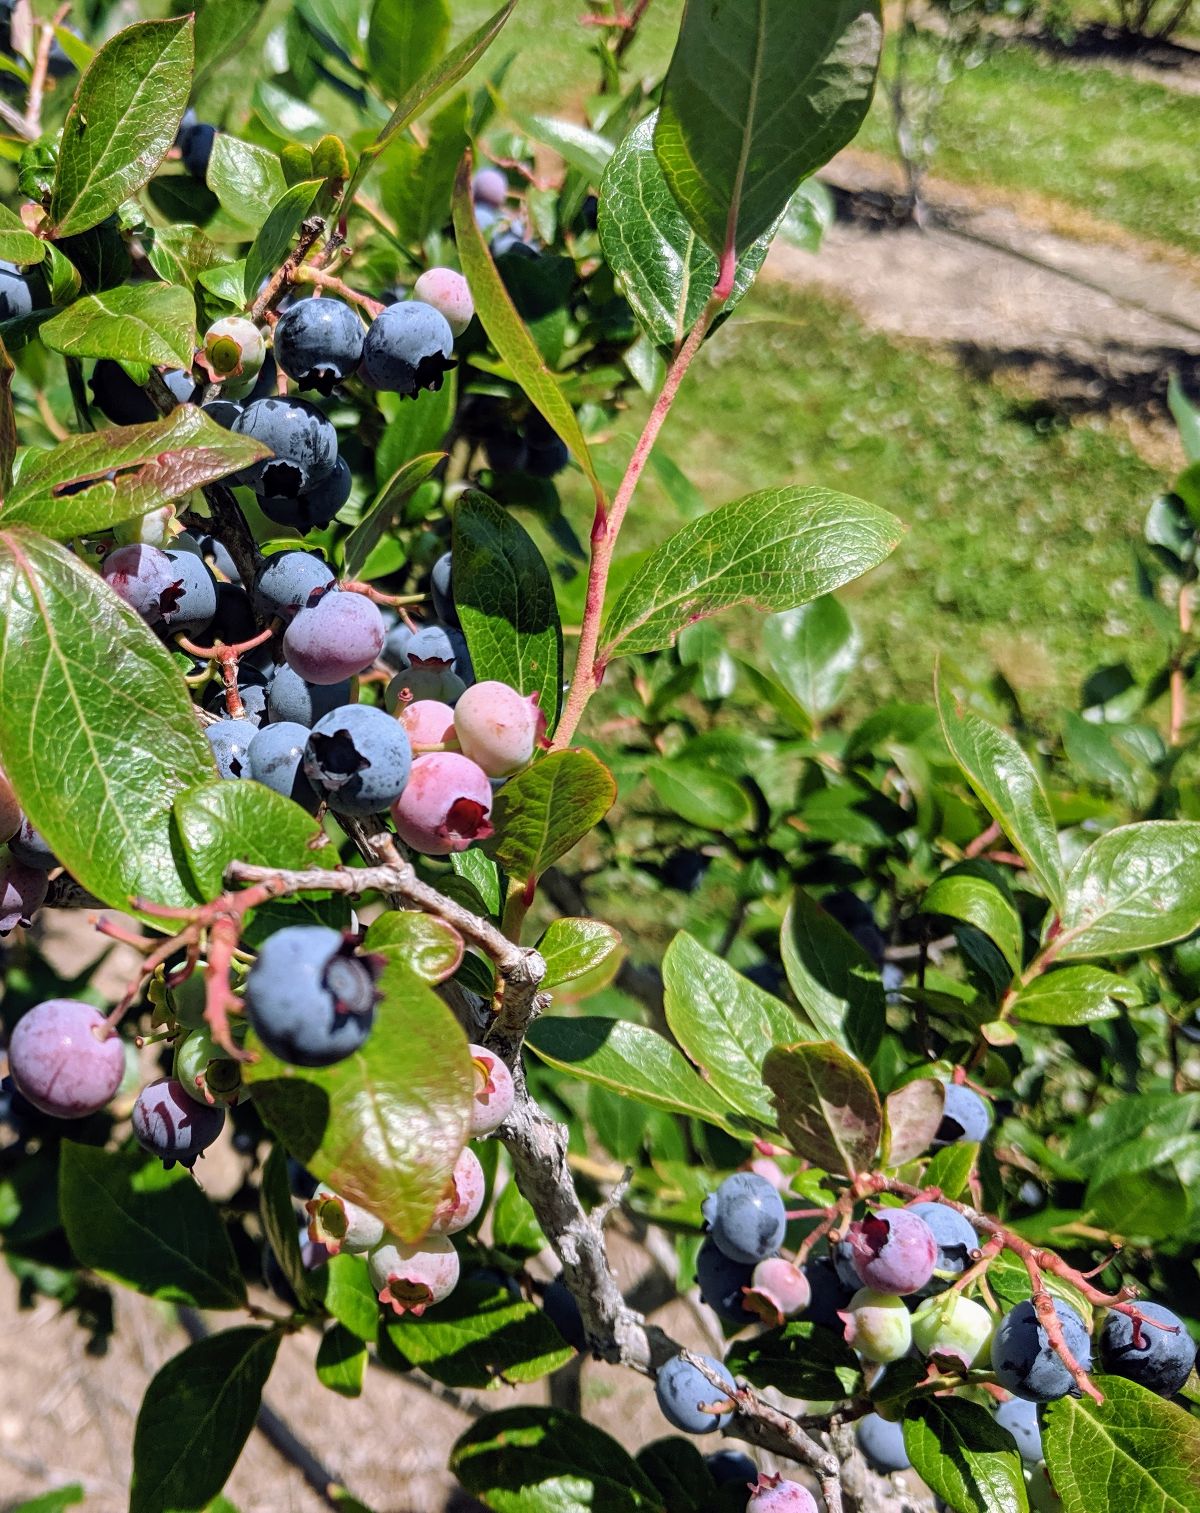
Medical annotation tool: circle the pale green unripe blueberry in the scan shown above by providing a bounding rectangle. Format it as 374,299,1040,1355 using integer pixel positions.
204,316,266,387
911,1292,994,1368
306,1182,385,1256
114,504,174,548
174,1024,244,1107
840,1287,912,1363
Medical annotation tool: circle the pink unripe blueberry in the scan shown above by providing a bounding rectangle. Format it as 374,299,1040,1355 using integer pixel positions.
399,699,458,751
468,1045,515,1135
8,999,125,1118
472,166,508,206
390,751,493,854
306,1182,385,1256
0,856,48,934
748,1156,789,1192
412,269,474,337
911,1292,994,1368
846,1208,937,1295
428,1146,486,1235
745,1256,811,1325
840,1287,913,1363
452,680,545,777
283,590,386,684
368,1233,460,1316
747,1475,818,1513
101,543,177,624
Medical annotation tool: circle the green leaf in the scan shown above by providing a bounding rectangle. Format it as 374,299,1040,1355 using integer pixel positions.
39,281,196,368
491,1179,545,1258
374,379,455,489
635,1439,714,1513
59,1142,244,1309
144,223,230,290
8,1487,85,1513
1010,965,1138,1026
600,485,902,661
0,330,14,496
781,888,885,1064
526,1016,737,1132
259,1144,316,1310
535,917,621,989
451,847,502,918
936,670,1066,913
453,489,564,729
0,202,47,266
1168,372,1200,466
484,749,616,889
598,112,771,349
903,1397,1029,1513
655,0,881,258
129,1327,280,1513
369,0,451,108
383,1278,572,1388
6,406,269,536
317,1253,381,1343
922,1141,978,1200
245,957,474,1244
647,758,751,830
1085,1138,1195,1240
364,907,464,984
50,17,195,238
883,1078,945,1166
193,0,267,86
0,529,210,910
244,180,321,300
452,1406,663,1513
451,157,603,508
1065,1092,1200,1173
207,134,286,229
1043,1376,1200,1513
763,596,860,723
923,870,1023,977
343,451,445,580
380,91,469,247
316,1324,367,1397
1055,821,1200,960
726,1319,863,1401
763,1040,881,1176
662,930,805,1125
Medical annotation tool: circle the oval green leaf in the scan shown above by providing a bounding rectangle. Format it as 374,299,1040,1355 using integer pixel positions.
384,1277,572,1389
536,917,621,989
1056,821,1200,960
364,906,464,984
762,1040,881,1176
781,888,885,1064
39,281,197,369
923,869,1023,977
1010,965,1138,1026
484,749,616,889
903,1397,1030,1513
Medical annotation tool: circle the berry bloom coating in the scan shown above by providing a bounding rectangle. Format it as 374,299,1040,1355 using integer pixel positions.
845,1208,937,1295
428,1146,486,1235
233,396,339,497
991,1299,1092,1402
452,680,545,777
856,1412,911,1473
304,704,413,815
90,361,193,425
745,1256,812,1325
399,699,457,751
654,1354,735,1435
247,721,319,810
467,1045,515,1136
305,1182,385,1256
412,269,475,337
906,1201,981,1296
244,925,382,1067
283,590,386,684
429,551,458,626
8,817,57,870
384,621,413,669
542,1275,585,1349
390,752,493,854
159,547,218,637
840,1288,913,1363
174,1026,243,1107
102,543,179,624
804,1257,857,1330
1098,1301,1196,1397
701,1171,788,1266
203,667,269,729
8,999,125,1118
695,1236,758,1325
746,1474,818,1513
472,166,508,206
266,665,352,728
252,551,334,621
203,315,265,380
260,456,353,532
706,1450,758,1490
934,1082,992,1146
368,1234,460,1316
0,855,48,934
406,622,473,680
360,301,455,397
273,297,364,394
994,1395,1043,1465
132,1077,225,1169
206,718,257,780
911,1292,994,1368
831,1237,863,1290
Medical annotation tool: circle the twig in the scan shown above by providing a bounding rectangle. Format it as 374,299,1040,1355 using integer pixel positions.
250,217,327,322
1170,581,1192,746
25,3,69,139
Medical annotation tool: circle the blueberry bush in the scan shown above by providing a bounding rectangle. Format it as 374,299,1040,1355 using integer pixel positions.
0,2,1198,1511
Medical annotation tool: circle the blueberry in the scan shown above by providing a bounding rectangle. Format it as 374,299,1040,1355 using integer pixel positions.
196,533,241,582
244,925,382,1067
383,621,413,669
132,1076,225,1168
991,1299,1091,1402
654,1354,735,1434
747,1477,817,1513
368,1234,460,1316
385,664,467,710
467,1045,515,1135
911,1292,994,1368
491,231,537,259
706,1449,758,1490
412,269,474,338
841,1288,913,1363
905,1202,981,1296
283,590,386,684
360,301,455,397
261,455,353,532
0,854,48,933
232,397,339,498
0,259,45,322
406,622,473,682
9,816,57,870
160,548,218,637
701,1171,787,1266
206,717,257,779
845,1208,938,1295
203,316,265,384
251,550,334,621
90,361,194,425
305,1182,385,1256
180,121,217,180
472,166,508,207
266,664,352,728
1098,1301,1196,1398
428,1147,486,1235
273,297,364,395
453,680,543,777
174,1025,243,1107
429,551,457,626
390,751,492,854
934,1083,992,1147
7,999,125,1119
247,721,319,810
695,1236,758,1325
856,1411,911,1473
542,1275,586,1350
203,667,269,728
747,1256,811,1322
205,583,258,648
994,1395,1043,1465
202,398,243,430
303,704,412,815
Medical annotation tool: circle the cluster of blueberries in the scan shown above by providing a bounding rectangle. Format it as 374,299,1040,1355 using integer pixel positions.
652,1079,1198,1504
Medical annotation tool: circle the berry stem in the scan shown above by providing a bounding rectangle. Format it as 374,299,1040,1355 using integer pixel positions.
292,266,386,317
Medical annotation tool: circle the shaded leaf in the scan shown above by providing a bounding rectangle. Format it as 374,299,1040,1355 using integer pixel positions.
923,870,1023,977
380,91,469,246
727,1319,863,1402
781,888,885,1064
383,1278,572,1388
259,1143,315,1310
903,1397,1029,1513
316,1324,367,1397
884,1079,945,1167
343,451,444,580
764,596,860,723
763,1040,881,1175
317,1252,381,1343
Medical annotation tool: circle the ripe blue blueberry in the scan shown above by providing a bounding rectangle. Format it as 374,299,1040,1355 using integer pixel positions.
705,1449,758,1490
9,817,57,870
429,552,458,627
252,550,334,621
701,1171,787,1266
180,120,217,179
934,1083,992,1147
994,1395,1043,1465
206,718,257,779
202,398,242,430
991,1299,1091,1402
1098,1301,1196,1398
303,704,412,814
832,1236,863,1291
266,664,352,728
206,583,258,647
247,721,319,810
904,1202,980,1296
472,166,508,207
492,230,537,259
855,1412,911,1473
383,621,413,669
245,925,382,1067
386,664,467,710
196,533,240,583
695,1236,758,1324
232,396,339,497
0,259,46,322
133,1076,225,1168
804,1257,857,1329
845,1208,937,1295
406,622,474,683
654,1354,736,1434
160,548,218,637
274,297,364,395
360,301,455,397
90,361,194,425
261,455,353,532
542,1275,586,1350
203,666,269,728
